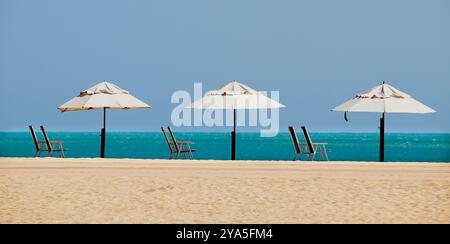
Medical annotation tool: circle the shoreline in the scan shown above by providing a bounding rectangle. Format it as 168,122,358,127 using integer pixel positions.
1,156,449,163
1,157,449,224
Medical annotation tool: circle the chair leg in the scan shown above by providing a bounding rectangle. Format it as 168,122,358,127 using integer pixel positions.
57,145,62,158
181,144,187,159
60,144,65,158
323,145,329,161
187,145,194,160
322,145,326,161
318,145,324,161
175,153,180,160
299,145,305,159
178,145,185,159
301,144,309,161
314,145,321,161
169,153,174,160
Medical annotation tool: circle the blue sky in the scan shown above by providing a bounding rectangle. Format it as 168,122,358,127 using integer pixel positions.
1,0,449,132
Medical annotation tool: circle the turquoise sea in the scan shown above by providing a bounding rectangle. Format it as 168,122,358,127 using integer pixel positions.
0,132,449,162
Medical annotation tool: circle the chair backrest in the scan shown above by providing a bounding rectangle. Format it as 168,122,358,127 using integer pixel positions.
161,127,174,153
301,126,315,154
40,126,52,151
167,127,180,152
29,125,40,151
288,126,301,154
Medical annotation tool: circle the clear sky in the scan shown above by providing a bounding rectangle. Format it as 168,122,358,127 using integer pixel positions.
1,0,449,133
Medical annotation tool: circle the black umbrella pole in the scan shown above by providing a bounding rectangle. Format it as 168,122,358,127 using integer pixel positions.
100,108,106,158
100,128,106,158
380,113,385,162
231,109,237,160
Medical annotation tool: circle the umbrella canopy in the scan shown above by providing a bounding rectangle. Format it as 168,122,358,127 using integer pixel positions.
186,81,285,110
332,83,435,114
186,81,285,160
59,81,151,158
332,81,435,162
59,81,150,112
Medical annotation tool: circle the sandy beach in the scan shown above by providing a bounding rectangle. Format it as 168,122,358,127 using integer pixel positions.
0,157,449,224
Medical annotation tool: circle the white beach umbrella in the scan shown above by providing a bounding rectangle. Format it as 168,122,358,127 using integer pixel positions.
332,81,435,161
186,81,285,160
59,81,151,158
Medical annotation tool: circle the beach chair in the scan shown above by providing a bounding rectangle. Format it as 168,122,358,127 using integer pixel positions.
166,126,196,160
161,127,176,159
288,126,303,161
40,126,66,158
300,126,329,161
29,125,48,157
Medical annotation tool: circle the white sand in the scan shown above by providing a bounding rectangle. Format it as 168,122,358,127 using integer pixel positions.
0,157,449,224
